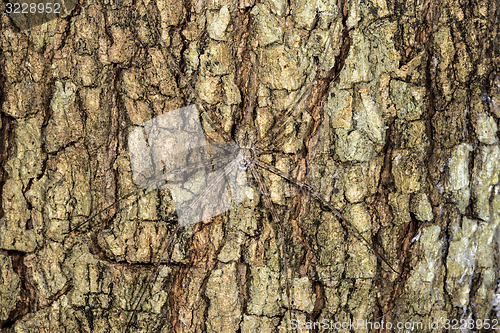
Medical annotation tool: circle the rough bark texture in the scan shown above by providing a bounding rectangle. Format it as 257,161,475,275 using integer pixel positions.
1,0,499,332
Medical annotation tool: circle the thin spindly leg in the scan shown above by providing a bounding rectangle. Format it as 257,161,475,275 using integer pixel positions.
125,160,240,331
72,172,167,232
249,164,294,329
140,1,232,143
73,149,234,232
254,29,336,150
125,222,181,332
255,159,398,274
255,148,298,158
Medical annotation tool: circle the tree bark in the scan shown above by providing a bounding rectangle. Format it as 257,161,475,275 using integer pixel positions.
1,0,498,332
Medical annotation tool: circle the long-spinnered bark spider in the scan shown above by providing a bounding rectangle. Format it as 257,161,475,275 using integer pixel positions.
79,1,396,332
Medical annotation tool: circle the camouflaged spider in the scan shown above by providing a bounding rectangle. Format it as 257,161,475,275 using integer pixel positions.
79,3,394,332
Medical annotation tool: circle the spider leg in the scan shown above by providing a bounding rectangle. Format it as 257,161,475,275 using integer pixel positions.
255,27,336,150
255,159,398,274
72,174,166,232
124,221,181,332
73,147,235,232
255,147,298,158
248,164,294,328
125,160,240,330
140,2,232,143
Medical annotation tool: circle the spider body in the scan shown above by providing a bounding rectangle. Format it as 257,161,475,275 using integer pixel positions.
235,146,255,171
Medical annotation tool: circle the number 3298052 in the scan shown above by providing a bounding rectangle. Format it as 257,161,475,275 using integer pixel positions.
4,2,60,14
